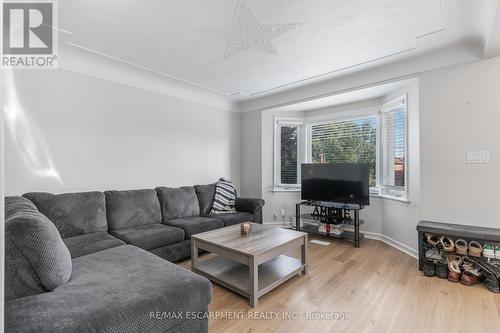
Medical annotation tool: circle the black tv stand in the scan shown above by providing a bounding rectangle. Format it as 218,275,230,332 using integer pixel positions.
295,201,364,248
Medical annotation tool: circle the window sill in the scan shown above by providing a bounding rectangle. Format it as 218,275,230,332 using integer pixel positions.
272,187,301,193
271,188,410,204
372,194,410,204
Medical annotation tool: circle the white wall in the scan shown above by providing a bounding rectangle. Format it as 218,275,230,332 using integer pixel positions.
3,70,240,195
419,57,500,228
240,111,262,198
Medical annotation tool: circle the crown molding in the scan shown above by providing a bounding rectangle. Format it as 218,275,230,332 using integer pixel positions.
238,40,484,113
58,42,238,112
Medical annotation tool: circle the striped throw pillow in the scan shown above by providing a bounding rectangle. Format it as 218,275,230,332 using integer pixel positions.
210,179,237,214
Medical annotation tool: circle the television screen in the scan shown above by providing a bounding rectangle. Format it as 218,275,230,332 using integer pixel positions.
301,163,370,206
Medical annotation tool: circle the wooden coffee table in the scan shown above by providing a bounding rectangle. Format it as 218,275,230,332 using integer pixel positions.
191,223,308,307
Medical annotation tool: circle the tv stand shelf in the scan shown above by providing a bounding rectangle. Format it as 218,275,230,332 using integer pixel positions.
294,224,365,242
295,202,364,248
299,214,365,226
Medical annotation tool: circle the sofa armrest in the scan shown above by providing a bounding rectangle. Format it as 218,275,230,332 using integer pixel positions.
235,197,265,214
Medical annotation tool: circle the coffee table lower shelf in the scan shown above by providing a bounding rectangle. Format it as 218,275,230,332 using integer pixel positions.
193,255,304,301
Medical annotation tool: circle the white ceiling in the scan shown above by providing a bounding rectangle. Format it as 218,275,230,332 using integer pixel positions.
58,0,499,104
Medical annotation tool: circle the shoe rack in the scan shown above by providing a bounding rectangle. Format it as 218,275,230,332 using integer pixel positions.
417,221,500,270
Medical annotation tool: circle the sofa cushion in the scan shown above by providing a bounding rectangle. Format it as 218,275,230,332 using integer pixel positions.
5,196,72,301
204,212,254,227
23,191,107,238
155,186,200,220
149,240,192,263
105,189,161,230
5,245,212,333
210,179,237,214
110,224,185,250
5,196,38,219
165,216,223,239
63,232,125,258
194,183,216,215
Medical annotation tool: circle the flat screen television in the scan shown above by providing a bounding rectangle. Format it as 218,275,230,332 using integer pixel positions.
301,163,370,206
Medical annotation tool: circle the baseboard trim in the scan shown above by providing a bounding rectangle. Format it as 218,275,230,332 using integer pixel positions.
382,234,418,259
361,231,382,241
362,231,417,259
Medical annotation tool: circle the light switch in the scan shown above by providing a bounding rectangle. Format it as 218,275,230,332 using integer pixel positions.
480,151,490,163
467,151,489,164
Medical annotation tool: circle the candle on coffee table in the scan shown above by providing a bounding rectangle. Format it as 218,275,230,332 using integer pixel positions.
241,222,252,235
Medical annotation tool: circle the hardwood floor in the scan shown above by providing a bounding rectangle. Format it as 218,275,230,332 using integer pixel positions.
179,236,500,333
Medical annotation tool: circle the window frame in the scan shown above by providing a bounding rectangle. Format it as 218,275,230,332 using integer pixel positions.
378,95,408,201
273,117,305,191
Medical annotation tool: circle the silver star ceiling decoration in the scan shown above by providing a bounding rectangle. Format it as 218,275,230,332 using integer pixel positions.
200,0,301,58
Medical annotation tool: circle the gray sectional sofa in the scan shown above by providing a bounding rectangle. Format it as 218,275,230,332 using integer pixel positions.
5,183,265,333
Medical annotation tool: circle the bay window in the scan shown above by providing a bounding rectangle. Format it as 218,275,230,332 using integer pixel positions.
273,95,408,200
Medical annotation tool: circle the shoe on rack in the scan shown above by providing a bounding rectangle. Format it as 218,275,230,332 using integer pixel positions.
466,256,500,292
439,236,455,252
447,254,462,282
468,241,483,257
460,257,484,286
447,254,462,271
426,248,444,261
483,270,500,293
483,243,495,258
495,245,500,259
448,270,461,282
423,259,436,277
468,256,500,276
436,259,448,279
460,271,481,286
462,257,476,272
467,266,483,279
486,259,500,270
425,233,440,247
455,239,468,255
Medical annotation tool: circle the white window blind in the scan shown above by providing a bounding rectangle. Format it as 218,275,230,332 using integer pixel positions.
310,117,377,187
274,118,304,188
380,97,407,197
